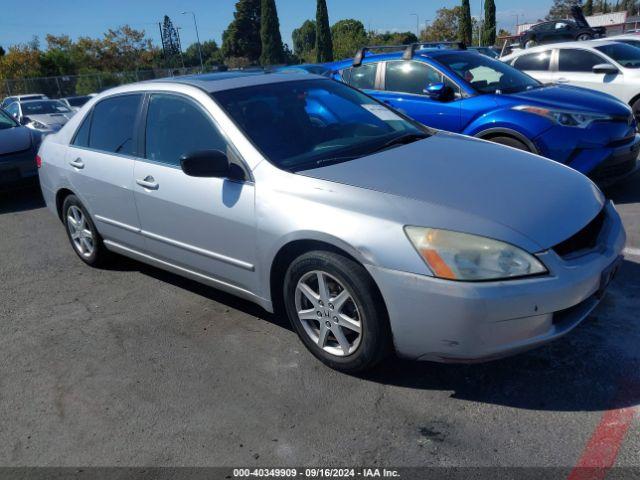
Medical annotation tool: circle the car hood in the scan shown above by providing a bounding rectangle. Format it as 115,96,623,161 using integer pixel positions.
497,84,631,116
300,132,605,252
28,113,72,127
0,126,33,155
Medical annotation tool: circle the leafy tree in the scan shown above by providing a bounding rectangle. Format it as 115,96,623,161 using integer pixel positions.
222,0,261,64
546,0,575,19
184,40,221,67
260,0,284,65
368,31,418,46
482,0,496,46
0,46,5,57
422,7,463,42
602,0,610,12
316,0,333,62
331,19,367,60
584,0,594,15
292,20,316,63
0,44,42,80
459,0,473,45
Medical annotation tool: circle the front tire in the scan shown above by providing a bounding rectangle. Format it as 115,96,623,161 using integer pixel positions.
488,136,531,152
283,251,391,373
62,195,109,267
524,39,537,49
577,33,593,41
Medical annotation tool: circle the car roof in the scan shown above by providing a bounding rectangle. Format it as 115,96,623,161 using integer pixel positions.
150,71,326,93
19,99,60,105
503,39,618,59
329,48,480,68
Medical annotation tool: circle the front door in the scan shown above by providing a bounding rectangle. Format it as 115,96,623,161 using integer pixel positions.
554,48,622,98
373,60,462,131
132,93,257,293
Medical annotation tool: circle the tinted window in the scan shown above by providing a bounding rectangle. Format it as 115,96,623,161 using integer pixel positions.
0,109,17,129
145,94,227,167
558,49,604,72
346,63,378,89
89,94,142,155
21,100,71,115
213,79,427,171
385,61,442,95
513,51,552,71
72,112,92,147
595,43,640,68
67,96,91,107
6,103,19,117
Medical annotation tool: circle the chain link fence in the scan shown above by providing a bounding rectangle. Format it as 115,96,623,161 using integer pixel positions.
1,66,224,100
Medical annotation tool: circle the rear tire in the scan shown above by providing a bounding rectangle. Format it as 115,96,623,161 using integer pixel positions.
631,98,640,131
62,195,110,267
487,136,531,152
524,39,537,49
283,250,391,373
577,33,593,41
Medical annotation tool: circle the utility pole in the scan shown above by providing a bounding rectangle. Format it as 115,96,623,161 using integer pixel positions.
181,11,204,72
478,0,483,46
410,13,419,38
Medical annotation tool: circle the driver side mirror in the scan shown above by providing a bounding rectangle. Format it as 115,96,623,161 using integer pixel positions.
423,82,455,102
180,150,231,178
592,63,618,75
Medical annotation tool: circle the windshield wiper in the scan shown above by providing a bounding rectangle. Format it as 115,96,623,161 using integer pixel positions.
373,132,429,153
291,155,362,172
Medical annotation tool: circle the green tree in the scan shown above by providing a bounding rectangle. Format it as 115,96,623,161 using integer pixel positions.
546,0,575,19
260,0,284,65
368,31,418,46
602,0,610,12
421,7,463,42
459,0,473,45
482,0,496,46
184,40,221,68
222,0,261,64
315,0,333,62
331,19,367,60
584,0,594,15
292,20,316,63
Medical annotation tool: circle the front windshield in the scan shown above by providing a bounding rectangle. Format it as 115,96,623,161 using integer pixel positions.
617,39,640,49
437,52,541,94
212,79,429,171
596,43,640,68
21,100,71,115
0,109,17,129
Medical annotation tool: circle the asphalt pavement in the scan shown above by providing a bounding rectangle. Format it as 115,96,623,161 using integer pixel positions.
0,173,638,470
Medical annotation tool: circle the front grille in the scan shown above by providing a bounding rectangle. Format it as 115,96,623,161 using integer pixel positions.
553,209,605,258
590,157,637,182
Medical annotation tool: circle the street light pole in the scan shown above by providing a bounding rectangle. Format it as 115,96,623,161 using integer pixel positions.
181,11,204,72
410,13,419,38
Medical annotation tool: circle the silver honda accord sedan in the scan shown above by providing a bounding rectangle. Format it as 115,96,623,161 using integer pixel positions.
37,72,626,372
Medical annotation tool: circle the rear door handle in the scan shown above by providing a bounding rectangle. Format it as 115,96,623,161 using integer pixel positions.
69,158,84,169
136,176,159,190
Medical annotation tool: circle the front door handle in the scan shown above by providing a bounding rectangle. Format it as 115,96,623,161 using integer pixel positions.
136,176,159,190
69,158,84,169
557,77,570,83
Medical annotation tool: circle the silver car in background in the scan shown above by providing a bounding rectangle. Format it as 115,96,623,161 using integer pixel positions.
5,99,74,134
37,73,626,372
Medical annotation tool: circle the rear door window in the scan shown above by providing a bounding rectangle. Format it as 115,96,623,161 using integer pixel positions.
513,51,552,71
88,94,142,155
344,63,378,90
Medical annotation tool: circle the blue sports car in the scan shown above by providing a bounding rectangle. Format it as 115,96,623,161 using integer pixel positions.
324,45,640,185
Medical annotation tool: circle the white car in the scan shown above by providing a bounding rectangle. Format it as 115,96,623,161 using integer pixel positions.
503,40,640,118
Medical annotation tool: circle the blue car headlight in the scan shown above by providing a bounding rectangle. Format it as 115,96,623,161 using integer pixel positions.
513,105,612,128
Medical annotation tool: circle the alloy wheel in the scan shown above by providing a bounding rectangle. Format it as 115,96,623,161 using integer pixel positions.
67,205,94,258
294,270,362,357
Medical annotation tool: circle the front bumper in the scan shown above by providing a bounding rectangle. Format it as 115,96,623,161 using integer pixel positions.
0,148,38,188
367,202,626,362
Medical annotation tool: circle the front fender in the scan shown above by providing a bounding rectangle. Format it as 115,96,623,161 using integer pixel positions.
463,109,554,150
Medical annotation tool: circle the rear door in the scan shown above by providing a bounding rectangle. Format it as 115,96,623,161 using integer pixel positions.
511,50,555,84
373,60,462,131
554,48,622,97
132,92,257,293
64,93,146,250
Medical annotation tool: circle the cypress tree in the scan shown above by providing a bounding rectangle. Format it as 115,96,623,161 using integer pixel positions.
459,0,473,46
221,0,261,63
482,0,496,46
316,0,333,62
260,0,284,65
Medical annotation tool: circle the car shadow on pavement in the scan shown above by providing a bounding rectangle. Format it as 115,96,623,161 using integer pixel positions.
0,183,45,214
604,170,640,204
105,254,293,331
363,258,640,413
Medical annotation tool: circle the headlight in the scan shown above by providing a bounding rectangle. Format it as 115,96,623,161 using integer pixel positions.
404,227,547,281
513,105,611,128
28,120,49,130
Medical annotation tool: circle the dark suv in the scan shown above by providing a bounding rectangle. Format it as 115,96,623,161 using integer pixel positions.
520,7,605,49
